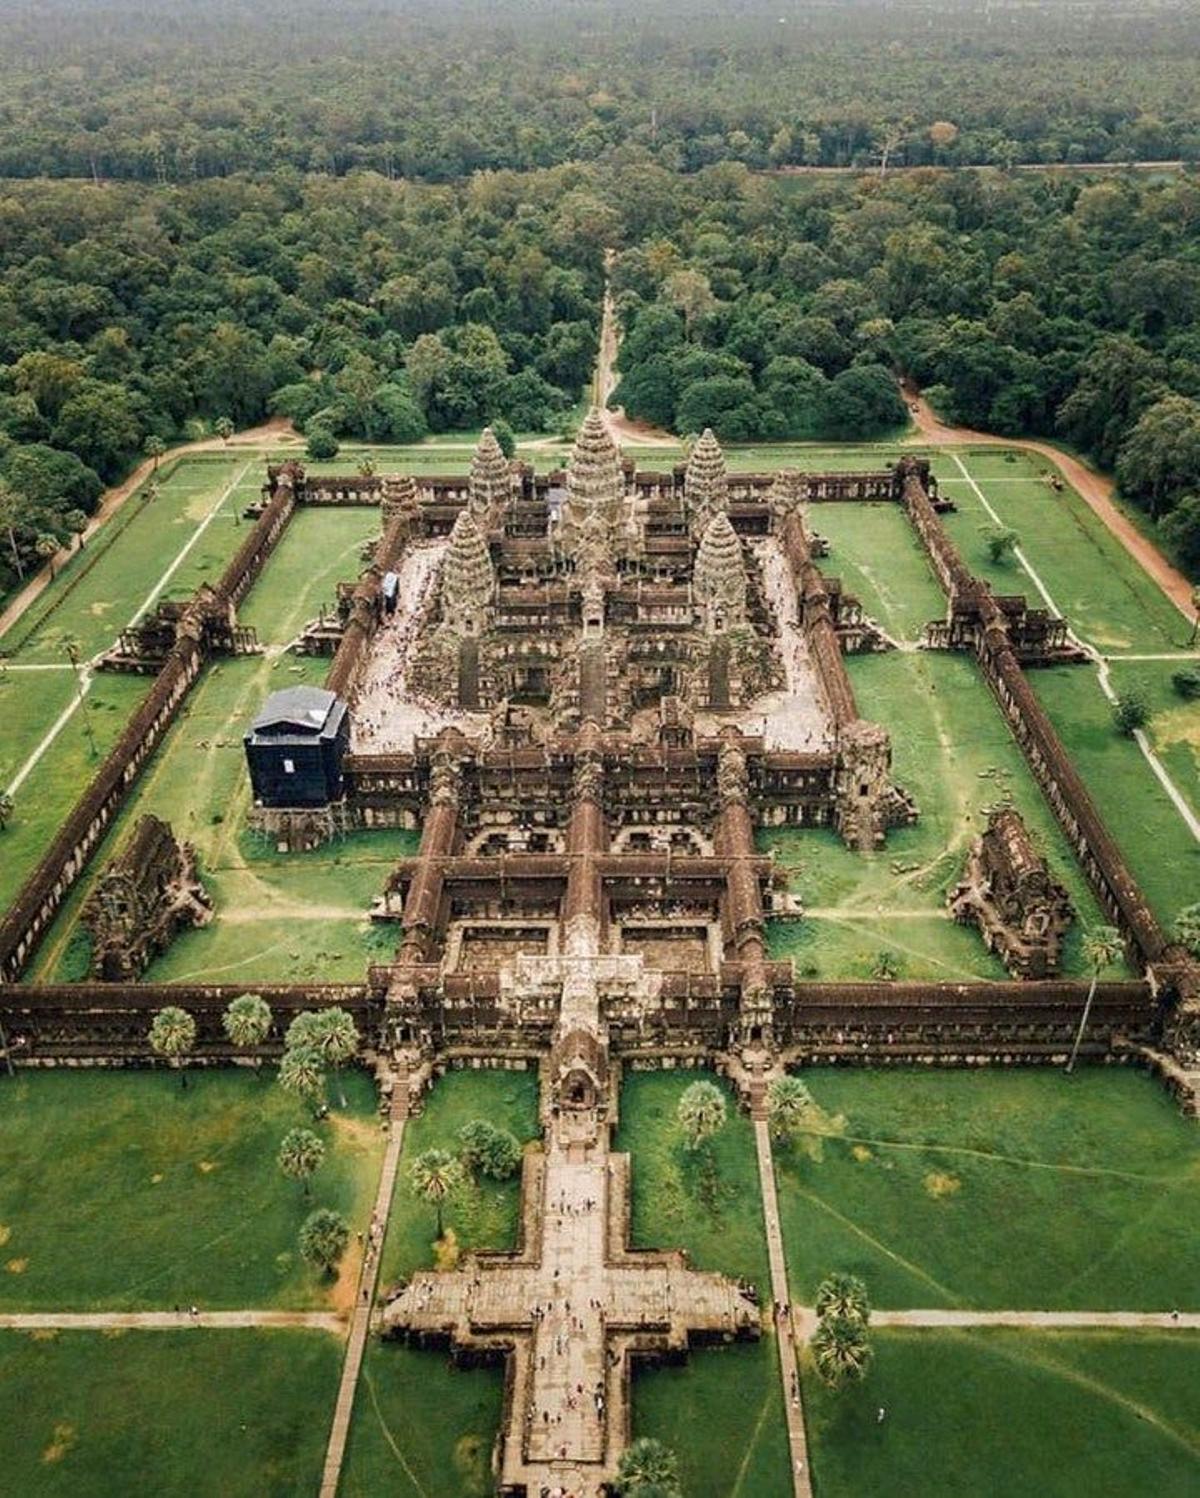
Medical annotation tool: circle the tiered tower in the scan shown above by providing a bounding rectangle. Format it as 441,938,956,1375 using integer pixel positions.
381,472,418,526
684,427,728,536
693,511,748,634
558,407,631,563
438,509,494,637
468,427,512,527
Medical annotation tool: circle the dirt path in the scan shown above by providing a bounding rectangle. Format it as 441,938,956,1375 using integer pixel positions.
0,1309,344,1331
0,418,298,642
903,385,1196,622
595,270,678,449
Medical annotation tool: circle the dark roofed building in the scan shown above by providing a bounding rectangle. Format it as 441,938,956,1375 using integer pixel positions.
244,685,350,808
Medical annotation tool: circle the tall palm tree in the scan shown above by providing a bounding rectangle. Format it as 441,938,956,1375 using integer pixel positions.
144,434,167,472
1065,925,1124,1075
278,1127,325,1197
299,1208,349,1277
287,1008,359,1106
409,1149,464,1240
223,993,272,1073
815,1272,871,1324
676,1079,727,1151
278,1044,326,1118
811,1312,873,1389
149,1005,197,1090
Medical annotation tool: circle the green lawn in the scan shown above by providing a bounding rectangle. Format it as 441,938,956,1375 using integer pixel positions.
343,1067,539,1497
763,651,1123,982
1033,663,1200,929
615,1069,791,1494
340,1342,504,1498
773,1068,1200,1311
238,505,379,646
379,1066,540,1286
807,500,947,641
0,1328,340,1498
804,1329,1200,1498
0,1068,384,1310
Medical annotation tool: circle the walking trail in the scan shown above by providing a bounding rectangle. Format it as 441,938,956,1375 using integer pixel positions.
903,385,1196,621
0,1310,343,1331
791,1307,1200,1338
318,1074,409,1498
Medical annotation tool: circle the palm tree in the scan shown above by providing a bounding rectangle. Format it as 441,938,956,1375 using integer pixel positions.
61,634,97,757
815,1272,871,1325
409,1148,464,1240
149,1005,197,1090
278,1127,325,1197
144,434,167,472
811,1312,873,1389
278,1044,327,1118
0,481,24,580
299,1207,349,1276
1175,903,1200,958
223,993,272,1072
286,1007,359,1106
766,1074,846,1159
1065,924,1124,1075
614,1438,681,1496
214,416,234,445
676,1078,727,1151
63,509,88,551
35,532,60,578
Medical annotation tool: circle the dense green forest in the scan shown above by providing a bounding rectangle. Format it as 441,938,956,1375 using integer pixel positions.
0,1,1198,182
2,0,1200,597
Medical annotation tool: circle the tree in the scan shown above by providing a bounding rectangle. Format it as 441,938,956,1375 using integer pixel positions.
149,1005,196,1090
1116,395,1200,519
1175,903,1200,958
144,434,167,471
299,1207,349,1276
458,1118,522,1181
306,425,339,461
766,1075,846,1159
409,1148,464,1239
1171,667,1200,700
278,1127,326,1197
614,1438,681,1496
278,1044,326,1118
985,528,1020,564
35,532,60,577
815,1272,871,1324
222,993,271,1071
676,1079,727,1151
1112,689,1150,736
0,482,25,581
286,1008,358,1106
811,1312,873,1389
63,509,88,550
1065,925,1124,1075
0,792,13,832
214,416,235,445
490,419,516,457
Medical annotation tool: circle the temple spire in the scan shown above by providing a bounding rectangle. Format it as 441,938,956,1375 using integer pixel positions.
468,426,512,526
439,508,494,635
559,406,629,562
685,427,728,536
693,510,747,632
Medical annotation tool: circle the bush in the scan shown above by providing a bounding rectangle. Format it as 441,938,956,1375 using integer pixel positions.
985,527,1020,563
305,425,340,461
1112,689,1150,736
1172,668,1200,700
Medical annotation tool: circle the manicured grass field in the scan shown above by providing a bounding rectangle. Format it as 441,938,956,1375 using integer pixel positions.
378,1066,540,1286
773,1068,1200,1311
803,1329,1200,1498
763,651,1122,982
0,1328,340,1498
807,500,947,641
343,1068,538,1497
0,1068,384,1310
341,1343,504,1498
1033,663,1200,927
614,1069,791,1494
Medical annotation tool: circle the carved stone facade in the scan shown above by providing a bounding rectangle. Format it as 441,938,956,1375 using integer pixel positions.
83,816,212,980
468,426,512,527
684,427,729,536
949,808,1075,978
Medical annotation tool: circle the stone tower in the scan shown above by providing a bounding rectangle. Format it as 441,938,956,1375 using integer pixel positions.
381,472,418,526
438,508,494,637
558,407,630,562
693,511,747,634
684,428,728,536
468,427,512,527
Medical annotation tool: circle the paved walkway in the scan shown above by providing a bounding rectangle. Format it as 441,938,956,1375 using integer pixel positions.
754,1118,814,1498
791,1306,1200,1338
318,1082,409,1498
0,1310,343,1331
